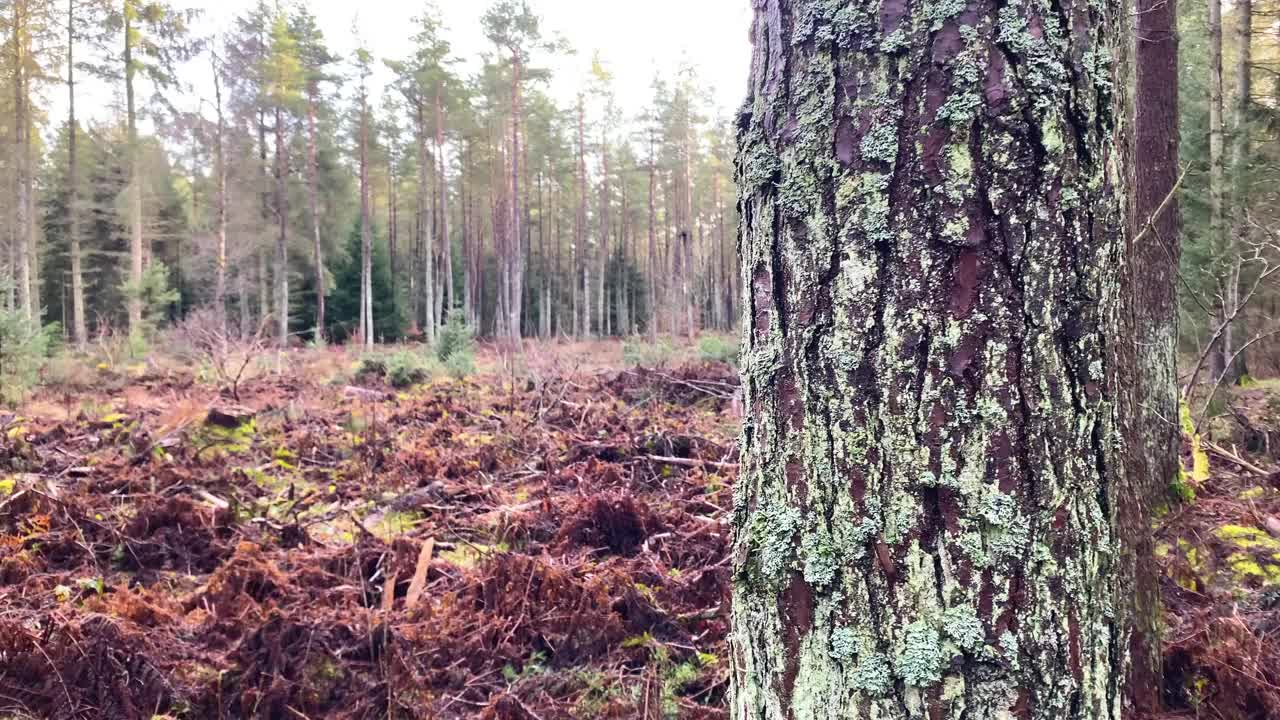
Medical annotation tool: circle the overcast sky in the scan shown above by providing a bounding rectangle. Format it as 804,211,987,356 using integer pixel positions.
62,0,754,133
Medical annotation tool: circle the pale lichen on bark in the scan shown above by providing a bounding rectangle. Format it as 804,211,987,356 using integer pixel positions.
731,0,1130,717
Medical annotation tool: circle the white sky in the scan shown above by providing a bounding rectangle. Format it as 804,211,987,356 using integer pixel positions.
60,0,754,133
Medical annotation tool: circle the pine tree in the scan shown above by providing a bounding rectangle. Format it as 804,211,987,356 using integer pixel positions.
732,2,1132,716
327,219,401,343
112,0,193,336
290,7,335,344
261,9,302,347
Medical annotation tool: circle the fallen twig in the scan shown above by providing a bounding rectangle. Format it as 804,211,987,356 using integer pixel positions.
646,454,739,470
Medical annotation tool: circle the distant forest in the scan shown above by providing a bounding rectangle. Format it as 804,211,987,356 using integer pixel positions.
0,0,738,348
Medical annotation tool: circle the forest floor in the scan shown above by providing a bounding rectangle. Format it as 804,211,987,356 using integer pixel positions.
0,340,1278,719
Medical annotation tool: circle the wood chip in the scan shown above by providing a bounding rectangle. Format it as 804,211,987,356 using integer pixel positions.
405,537,436,610
381,570,398,613
206,405,255,429
1264,516,1280,539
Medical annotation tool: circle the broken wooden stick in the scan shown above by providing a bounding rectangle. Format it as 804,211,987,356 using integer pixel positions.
405,537,436,610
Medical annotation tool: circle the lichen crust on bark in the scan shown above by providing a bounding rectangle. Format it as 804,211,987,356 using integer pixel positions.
731,0,1130,717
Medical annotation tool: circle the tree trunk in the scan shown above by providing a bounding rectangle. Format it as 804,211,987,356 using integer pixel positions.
417,99,435,344
648,130,658,343
68,0,86,345
257,112,271,325
1227,0,1252,382
555,182,563,336
576,97,589,338
124,1,144,333
360,83,372,347
307,86,325,342
437,82,452,321
731,3,1131,717
614,172,624,335
1207,0,1230,384
274,106,288,348
389,171,397,300
213,58,228,338
1128,0,1181,709
258,248,269,326
507,56,523,340
682,118,695,340
462,145,474,329
538,171,550,338
599,131,609,337
238,269,249,338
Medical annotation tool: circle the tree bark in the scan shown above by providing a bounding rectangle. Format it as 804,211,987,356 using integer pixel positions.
307,85,325,342
577,97,589,338
213,57,228,338
682,113,695,340
507,54,523,340
436,82,452,322
555,180,563,336
359,78,372,347
67,0,86,345
462,144,474,329
274,106,288,348
1227,0,1252,382
417,99,435,344
599,130,610,337
1128,0,1181,709
731,2,1131,717
648,128,658,343
1207,0,1230,384
257,111,271,325
125,0,143,332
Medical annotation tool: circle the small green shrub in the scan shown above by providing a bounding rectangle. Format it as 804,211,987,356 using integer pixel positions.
355,356,387,384
444,350,475,379
435,312,475,378
697,335,739,366
623,338,674,367
0,305,53,406
120,263,179,356
385,350,435,388
357,350,439,388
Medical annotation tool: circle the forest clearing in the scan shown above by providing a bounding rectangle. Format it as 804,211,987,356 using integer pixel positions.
0,338,743,719
0,338,1276,719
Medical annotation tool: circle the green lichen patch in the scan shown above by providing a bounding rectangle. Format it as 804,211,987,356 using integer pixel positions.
895,621,944,688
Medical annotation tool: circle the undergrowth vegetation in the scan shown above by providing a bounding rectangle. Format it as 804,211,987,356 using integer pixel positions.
0,342,740,719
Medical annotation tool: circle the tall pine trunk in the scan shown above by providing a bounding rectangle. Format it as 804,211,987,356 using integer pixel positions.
1227,0,1252,382
274,106,288,348
507,57,523,340
359,82,372,347
124,2,144,332
1207,0,1229,384
437,82,452,321
681,123,694,339
732,2,1131,716
1128,0,1181,708
462,145,474,329
257,112,271,325
307,87,325,342
67,0,86,345
213,59,227,337
648,130,658,343
598,131,609,337
576,97,589,338
417,99,435,344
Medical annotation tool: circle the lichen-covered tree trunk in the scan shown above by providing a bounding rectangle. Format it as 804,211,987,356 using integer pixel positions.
731,1,1131,718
